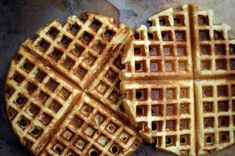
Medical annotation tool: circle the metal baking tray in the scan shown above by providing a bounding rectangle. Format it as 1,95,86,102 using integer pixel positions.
1,0,235,155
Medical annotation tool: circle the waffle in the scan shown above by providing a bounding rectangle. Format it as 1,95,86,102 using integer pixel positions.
5,13,141,156
120,4,235,156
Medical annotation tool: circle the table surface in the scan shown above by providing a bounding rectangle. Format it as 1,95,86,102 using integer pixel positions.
0,0,235,155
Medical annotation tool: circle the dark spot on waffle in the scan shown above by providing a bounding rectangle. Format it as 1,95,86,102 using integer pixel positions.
166,120,176,131
161,31,172,41
46,79,59,91
5,85,14,96
19,118,28,127
148,32,154,40
38,91,49,104
94,113,105,125
203,102,213,113
73,44,84,57
93,40,105,53
159,17,169,26
214,31,224,40
202,86,213,97
175,19,181,27
219,116,229,127
149,45,160,56
200,45,211,55
180,119,190,130
79,13,88,22
35,70,46,82
23,60,34,72
49,100,62,113
48,27,59,38
90,151,98,156
163,45,173,56
54,144,63,154
14,54,22,63
201,60,211,70
159,19,166,26
82,32,93,44
61,35,72,48
114,55,124,69
167,104,176,115
146,21,152,28
215,44,226,55
230,44,235,55
198,15,209,25
206,136,212,143
134,47,141,55
104,29,115,40
221,134,227,141
76,65,87,79
150,61,161,72
204,117,214,128
134,32,140,40
40,113,52,125
106,68,117,82
50,48,63,62
220,132,229,142
175,31,186,41
136,106,147,116
8,107,17,120
31,127,41,136
28,103,40,116
180,103,190,114
217,85,228,96
152,105,163,116
111,145,119,154
232,85,235,96
39,39,50,52
90,19,102,31
60,88,71,100
71,116,83,128
136,91,142,99
199,30,210,41
230,59,235,70
136,107,143,115
69,23,80,34
26,82,37,94
166,88,176,99
166,137,172,145
13,73,24,84
180,137,186,144
174,15,184,26
135,61,145,71
63,57,75,70
152,122,157,131
151,89,163,100
16,96,27,105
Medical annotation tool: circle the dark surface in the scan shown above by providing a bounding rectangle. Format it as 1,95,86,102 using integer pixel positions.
1,0,235,156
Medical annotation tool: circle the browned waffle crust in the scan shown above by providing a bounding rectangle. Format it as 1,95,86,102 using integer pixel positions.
120,4,235,156
5,13,142,156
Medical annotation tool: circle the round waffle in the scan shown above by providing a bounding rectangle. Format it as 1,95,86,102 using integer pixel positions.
120,4,235,156
5,13,141,156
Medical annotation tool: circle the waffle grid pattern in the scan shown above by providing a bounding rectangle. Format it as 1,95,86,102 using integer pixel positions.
5,13,141,156
41,94,138,156
120,4,235,156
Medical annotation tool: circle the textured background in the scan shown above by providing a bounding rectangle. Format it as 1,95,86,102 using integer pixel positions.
0,0,235,155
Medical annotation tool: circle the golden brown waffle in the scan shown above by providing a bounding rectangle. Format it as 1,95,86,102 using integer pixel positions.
5,13,141,156
120,4,235,156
